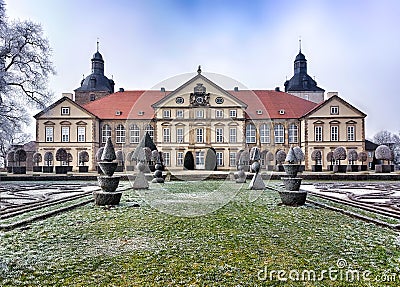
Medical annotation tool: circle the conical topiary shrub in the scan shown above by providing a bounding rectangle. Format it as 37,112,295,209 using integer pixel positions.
184,151,195,170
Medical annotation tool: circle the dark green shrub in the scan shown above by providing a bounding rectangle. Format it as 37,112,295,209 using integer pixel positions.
184,151,195,170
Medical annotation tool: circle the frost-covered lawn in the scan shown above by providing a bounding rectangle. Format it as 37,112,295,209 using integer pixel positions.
1,181,400,286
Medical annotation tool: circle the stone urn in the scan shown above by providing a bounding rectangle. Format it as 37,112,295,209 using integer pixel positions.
94,137,122,206
278,147,307,206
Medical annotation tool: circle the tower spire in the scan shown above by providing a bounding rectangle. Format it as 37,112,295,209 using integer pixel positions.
97,38,99,52
299,36,302,53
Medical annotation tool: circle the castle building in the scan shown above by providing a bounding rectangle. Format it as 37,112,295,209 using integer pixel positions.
34,46,366,171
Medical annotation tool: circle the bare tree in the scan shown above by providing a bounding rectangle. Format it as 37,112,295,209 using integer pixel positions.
373,130,394,145
0,0,55,133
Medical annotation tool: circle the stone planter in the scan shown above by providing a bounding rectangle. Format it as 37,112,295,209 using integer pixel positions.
126,165,135,171
276,165,285,172
43,166,54,173
7,166,13,173
360,165,368,171
98,162,118,176
312,165,322,172
298,165,305,172
67,166,73,172
375,164,391,173
327,165,333,171
33,166,43,172
278,190,308,206
55,166,68,174
79,166,89,172
350,165,359,172
13,166,26,174
333,165,347,173
283,164,300,178
282,177,302,191
115,165,124,172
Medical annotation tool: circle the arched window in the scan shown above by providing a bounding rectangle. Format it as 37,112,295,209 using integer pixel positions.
130,124,140,143
145,124,154,140
260,124,270,143
288,124,298,143
246,124,256,143
116,124,126,143
274,124,284,144
101,124,111,143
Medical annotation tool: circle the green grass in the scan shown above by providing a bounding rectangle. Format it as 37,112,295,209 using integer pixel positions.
1,181,400,286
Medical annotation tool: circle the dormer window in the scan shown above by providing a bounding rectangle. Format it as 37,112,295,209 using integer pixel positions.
279,109,285,115
257,110,263,115
61,107,70,115
115,110,122,116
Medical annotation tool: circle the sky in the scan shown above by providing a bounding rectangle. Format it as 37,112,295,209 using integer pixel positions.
5,0,400,139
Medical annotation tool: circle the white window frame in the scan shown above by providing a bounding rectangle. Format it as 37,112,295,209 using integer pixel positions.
77,126,85,142
274,124,284,144
229,152,236,167
330,106,339,115
163,128,170,143
347,126,355,141
260,124,270,144
163,152,170,166
246,124,256,143
61,107,70,115
163,109,171,118
315,126,323,142
176,128,184,143
195,151,205,166
229,128,237,143
177,151,184,166
102,124,111,143
196,128,204,143
229,109,237,118
176,110,184,118
331,126,339,141
145,125,154,140
196,109,204,118
45,126,54,142
216,128,223,143
116,124,126,143
215,110,223,118
61,126,70,142
288,124,298,143
130,124,140,143
216,152,223,166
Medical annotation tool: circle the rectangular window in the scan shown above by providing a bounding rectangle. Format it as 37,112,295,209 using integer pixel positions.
195,151,205,166
163,152,170,166
176,110,184,118
176,128,184,143
215,110,223,118
274,125,284,144
196,109,204,118
216,152,223,166
315,126,323,142
77,126,85,142
61,107,70,115
229,109,237,118
330,106,339,115
61,126,70,142
177,152,184,166
216,128,223,143
347,126,355,141
196,128,204,143
45,127,54,142
260,125,270,143
331,126,339,141
163,110,171,118
163,128,170,143
229,128,237,143
229,152,236,167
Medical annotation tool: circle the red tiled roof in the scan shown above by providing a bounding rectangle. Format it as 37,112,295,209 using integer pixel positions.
231,90,318,119
84,89,317,120
84,90,167,119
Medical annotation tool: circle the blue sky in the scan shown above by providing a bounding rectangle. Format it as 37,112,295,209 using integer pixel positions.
5,0,400,138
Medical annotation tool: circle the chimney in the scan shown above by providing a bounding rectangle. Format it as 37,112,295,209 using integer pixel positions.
326,92,338,99
161,87,165,92
119,88,124,92
62,93,74,100
234,87,239,92
275,87,280,92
